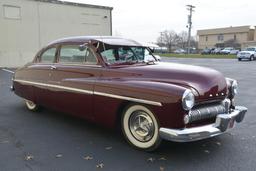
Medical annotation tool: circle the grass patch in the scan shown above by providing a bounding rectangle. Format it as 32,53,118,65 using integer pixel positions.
155,53,236,59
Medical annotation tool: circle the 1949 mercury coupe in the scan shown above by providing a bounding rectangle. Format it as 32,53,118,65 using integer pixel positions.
12,36,247,151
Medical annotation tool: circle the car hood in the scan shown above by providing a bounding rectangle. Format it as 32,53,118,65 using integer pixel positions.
120,62,227,101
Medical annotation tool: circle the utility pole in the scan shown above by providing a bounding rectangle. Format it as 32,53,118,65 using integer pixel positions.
186,5,195,54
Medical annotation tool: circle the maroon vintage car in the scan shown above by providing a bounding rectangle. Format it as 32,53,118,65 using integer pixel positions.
12,36,247,151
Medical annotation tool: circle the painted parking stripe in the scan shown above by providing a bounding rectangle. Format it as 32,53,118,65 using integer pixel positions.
2,69,15,74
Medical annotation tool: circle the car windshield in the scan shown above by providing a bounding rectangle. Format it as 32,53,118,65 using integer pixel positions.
99,45,156,65
245,48,255,51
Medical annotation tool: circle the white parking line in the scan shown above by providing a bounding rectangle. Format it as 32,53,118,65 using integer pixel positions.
2,68,15,74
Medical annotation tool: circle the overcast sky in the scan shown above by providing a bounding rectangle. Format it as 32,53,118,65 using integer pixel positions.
65,0,255,43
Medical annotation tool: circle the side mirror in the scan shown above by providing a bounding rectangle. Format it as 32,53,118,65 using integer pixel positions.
79,44,86,51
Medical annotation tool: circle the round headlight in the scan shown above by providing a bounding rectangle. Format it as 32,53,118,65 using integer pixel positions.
182,89,195,111
231,80,238,96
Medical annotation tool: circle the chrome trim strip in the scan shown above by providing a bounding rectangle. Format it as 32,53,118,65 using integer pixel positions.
94,91,162,106
2,68,15,74
57,63,102,68
14,79,162,106
14,79,93,95
31,63,102,68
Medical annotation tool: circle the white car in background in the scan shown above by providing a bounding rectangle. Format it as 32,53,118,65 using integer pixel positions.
220,47,235,54
237,47,256,61
174,49,186,54
229,49,240,55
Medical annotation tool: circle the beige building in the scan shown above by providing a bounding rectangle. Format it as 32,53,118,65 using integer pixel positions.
197,26,256,50
0,0,113,67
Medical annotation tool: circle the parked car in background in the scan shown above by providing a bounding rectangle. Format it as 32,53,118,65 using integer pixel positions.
174,48,186,54
201,48,213,55
187,47,197,54
212,48,223,54
237,47,256,61
220,47,235,55
229,49,240,55
154,47,168,53
12,36,247,151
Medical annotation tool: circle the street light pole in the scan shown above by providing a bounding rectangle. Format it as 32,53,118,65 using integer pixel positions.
186,5,195,54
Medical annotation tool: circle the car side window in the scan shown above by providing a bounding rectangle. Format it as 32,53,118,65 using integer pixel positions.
100,49,116,63
117,47,136,61
59,45,97,65
40,47,56,63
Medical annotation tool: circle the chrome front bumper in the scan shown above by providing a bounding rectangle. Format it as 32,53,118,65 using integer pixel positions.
159,106,247,142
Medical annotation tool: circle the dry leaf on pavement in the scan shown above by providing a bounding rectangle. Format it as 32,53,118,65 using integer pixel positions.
96,163,104,169
147,157,155,163
105,146,112,150
83,156,93,160
158,157,167,161
24,155,34,161
56,154,63,158
160,166,165,171
204,150,210,154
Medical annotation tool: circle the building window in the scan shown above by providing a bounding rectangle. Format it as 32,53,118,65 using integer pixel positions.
234,34,237,40
217,34,224,41
3,5,21,20
205,36,208,42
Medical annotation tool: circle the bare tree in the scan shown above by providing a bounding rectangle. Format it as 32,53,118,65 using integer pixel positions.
157,30,179,52
177,31,188,49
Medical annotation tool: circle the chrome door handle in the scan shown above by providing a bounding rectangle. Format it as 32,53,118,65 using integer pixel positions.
50,66,56,70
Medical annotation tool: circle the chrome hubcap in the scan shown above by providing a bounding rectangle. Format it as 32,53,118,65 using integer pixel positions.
129,111,155,142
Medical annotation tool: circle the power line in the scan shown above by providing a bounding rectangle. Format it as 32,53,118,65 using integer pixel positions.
186,5,195,54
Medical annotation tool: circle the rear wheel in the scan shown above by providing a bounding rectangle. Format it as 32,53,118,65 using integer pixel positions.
25,99,39,111
121,104,161,151
238,58,241,61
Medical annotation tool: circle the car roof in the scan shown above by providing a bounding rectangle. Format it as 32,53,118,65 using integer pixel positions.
48,36,143,47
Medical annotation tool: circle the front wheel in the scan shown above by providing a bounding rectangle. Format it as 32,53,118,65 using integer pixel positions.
121,104,161,151
250,55,254,61
25,99,39,111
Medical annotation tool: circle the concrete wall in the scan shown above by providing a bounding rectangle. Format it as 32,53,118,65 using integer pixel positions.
0,0,112,67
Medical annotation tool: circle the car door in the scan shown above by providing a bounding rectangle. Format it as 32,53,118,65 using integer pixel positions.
49,43,102,120
28,46,58,107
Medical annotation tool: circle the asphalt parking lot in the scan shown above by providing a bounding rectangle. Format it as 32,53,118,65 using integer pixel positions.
0,58,255,171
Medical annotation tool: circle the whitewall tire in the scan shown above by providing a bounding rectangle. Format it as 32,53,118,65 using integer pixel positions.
25,99,39,111
121,104,161,151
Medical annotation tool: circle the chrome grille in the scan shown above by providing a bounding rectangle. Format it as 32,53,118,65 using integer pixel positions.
187,100,230,124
